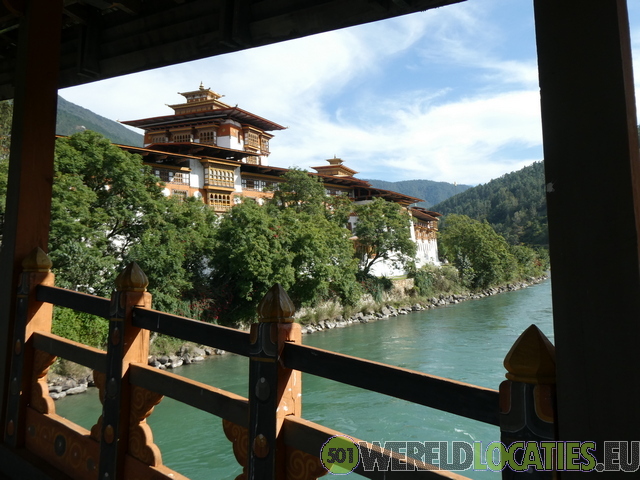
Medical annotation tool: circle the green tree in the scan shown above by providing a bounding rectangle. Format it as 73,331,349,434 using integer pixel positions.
433,161,548,248
50,131,166,294
353,197,416,276
439,214,517,290
270,167,326,215
125,196,219,318
51,131,222,320
509,244,549,279
209,199,295,324
0,100,12,245
269,168,360,307
210,169,361,325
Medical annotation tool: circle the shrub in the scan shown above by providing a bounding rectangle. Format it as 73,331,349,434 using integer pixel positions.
358,275,393,302
52,307,109,349
412,264,464,297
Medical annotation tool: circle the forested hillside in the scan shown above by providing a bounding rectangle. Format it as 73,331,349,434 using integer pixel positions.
432,161,548,247
56,95,144,147
364,179,471,208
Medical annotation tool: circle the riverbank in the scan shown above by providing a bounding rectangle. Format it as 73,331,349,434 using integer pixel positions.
299,275,548,334
47,274,548,397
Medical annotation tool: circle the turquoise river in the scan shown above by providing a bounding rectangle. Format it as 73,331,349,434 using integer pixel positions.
56,278,554,479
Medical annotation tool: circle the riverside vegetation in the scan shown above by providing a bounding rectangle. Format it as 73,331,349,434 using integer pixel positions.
0,103,550,382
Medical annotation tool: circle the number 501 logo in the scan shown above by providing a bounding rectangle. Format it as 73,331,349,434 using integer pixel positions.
320,435,361,475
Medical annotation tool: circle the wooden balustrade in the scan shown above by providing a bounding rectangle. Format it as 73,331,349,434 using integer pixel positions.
2,247,557,479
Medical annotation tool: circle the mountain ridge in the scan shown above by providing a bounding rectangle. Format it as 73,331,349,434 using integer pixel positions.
56,95,144,147
432,161,548,247
363,178,472,209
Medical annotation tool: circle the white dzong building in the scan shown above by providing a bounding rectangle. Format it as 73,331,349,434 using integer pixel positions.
120,85,441,274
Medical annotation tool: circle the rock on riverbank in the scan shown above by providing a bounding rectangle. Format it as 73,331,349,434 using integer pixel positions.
48,374,92,400
299,276,548,335
47,345,227,399
146,345,226,370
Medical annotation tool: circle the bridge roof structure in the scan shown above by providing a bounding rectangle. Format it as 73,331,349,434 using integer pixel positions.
1,1,639,479
0,0,464,100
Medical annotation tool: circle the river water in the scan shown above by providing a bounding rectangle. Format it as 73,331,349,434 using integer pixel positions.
56,279,554,479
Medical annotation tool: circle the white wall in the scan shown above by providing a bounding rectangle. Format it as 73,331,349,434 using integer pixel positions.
189,158,204,189
415,237,440,268
351,212,440,276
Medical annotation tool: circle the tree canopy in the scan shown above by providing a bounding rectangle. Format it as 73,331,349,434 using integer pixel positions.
50,131,166,293
353,197,416,277
439,214,547,290
0,100,11,244
433,161,548,248
0,130,217,320
209,169,361,325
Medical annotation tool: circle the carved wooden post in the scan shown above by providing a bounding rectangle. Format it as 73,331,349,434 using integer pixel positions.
500,324,556,479
4,247,55,447
97,262,152,480
246,284,301,480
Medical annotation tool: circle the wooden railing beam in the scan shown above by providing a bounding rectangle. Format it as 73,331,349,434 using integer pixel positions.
132,307,251,356
282,342,499,426
36,285,111,319
129,363,249,427
32,332,107,373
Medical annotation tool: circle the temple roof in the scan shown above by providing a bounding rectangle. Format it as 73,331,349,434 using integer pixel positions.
352,186,423,205
121,106,286,132
410,207,442,222
312,157,359,177
143,142,252,162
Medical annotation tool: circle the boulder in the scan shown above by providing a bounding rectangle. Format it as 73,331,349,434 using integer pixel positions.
65,385,87,396
191,347,206,357
60,378,77,391
167,358,183,369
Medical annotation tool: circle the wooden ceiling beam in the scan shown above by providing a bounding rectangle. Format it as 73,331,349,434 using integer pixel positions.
0,0,466,99
63,3,93,24
80,0,112,10
113,0,141,15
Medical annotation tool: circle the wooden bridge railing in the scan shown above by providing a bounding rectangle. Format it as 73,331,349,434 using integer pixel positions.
2,248,556,480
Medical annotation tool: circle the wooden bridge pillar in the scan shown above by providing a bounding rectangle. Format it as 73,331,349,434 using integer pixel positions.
225,284,326,480
247,284,301,480
0,0,63,431
97,262,153,479
500,324,556,478
3,248,55,448
533,1,640,474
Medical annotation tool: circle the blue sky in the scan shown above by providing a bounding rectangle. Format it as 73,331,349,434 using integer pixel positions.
60,0,640,186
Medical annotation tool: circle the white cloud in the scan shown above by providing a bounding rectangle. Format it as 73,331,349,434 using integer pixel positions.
270,88,541,185
60,1,639,186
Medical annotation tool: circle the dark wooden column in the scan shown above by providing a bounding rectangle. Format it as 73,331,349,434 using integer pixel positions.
0,0,63,427
534,0,640,473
